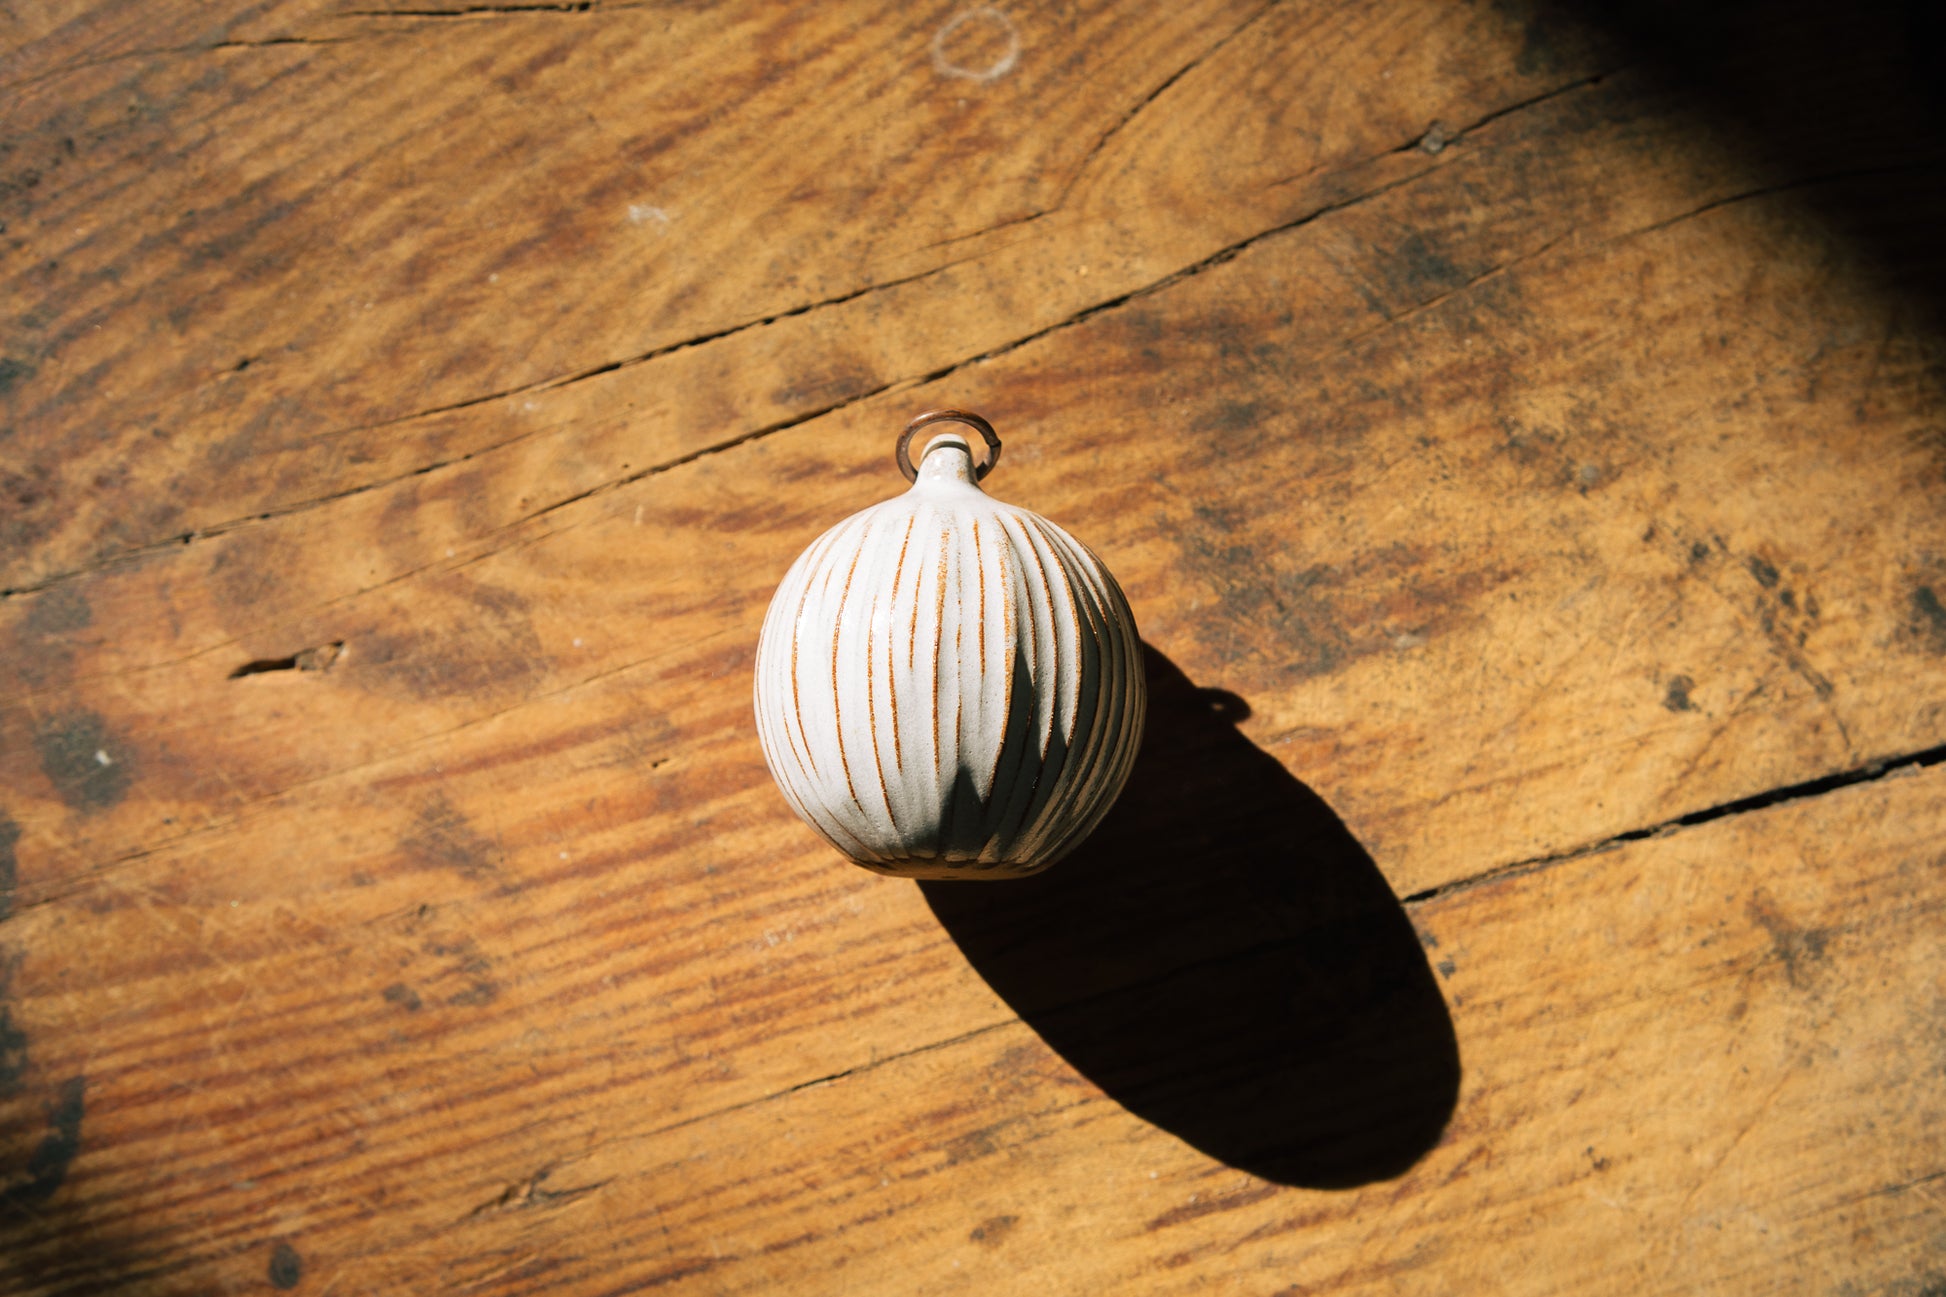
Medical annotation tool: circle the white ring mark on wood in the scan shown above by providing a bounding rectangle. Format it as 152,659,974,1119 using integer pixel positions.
930,6,1020,84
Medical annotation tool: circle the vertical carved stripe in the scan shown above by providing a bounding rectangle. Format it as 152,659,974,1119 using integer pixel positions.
887,513,915,774
946,507,973,851
908,505,940,846
783,521,844,783
858,515,896,841
973,517,986,679
932,519,950,851
829,527,866,817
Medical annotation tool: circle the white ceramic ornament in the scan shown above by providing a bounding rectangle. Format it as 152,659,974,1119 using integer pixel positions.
754,410,1145,880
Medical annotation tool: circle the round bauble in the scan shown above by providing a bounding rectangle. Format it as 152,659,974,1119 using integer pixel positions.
753,410,1145,879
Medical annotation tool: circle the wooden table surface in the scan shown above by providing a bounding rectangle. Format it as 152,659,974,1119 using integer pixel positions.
3,1,1943,1292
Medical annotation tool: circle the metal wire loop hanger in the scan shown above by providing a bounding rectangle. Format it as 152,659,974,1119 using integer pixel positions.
896,409,1003,483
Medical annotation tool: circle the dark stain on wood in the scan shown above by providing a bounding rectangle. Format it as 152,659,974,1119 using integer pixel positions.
32,712,131,812
0,1008,25,1096
268,1240,303,1289
0,815,17,923
1749,572,1833,699
1389,231,1468,301
421,935,499,1009
400,794,501,882
381,983,423,1012
1748,894,1831,989
9,586,92,689
19,586,90,638
765,360,880,414
0,358,36,396
1195,399,1267,439
1,1076,84,1210
353,580,544,701
969,1214,1018,1246
1664,674,1698,712
446,980,500,1009
1912,586,1946,651
941,1119,1018,1168
1179,509,1503,683
0,461,59,557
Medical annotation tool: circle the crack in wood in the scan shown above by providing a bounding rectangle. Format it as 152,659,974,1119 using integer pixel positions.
227,642,344,678
347,3,595,15
465,1166,609,1219
1400,739,1946,907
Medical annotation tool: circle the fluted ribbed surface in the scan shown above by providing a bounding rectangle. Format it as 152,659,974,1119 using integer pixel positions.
753,437,1145,879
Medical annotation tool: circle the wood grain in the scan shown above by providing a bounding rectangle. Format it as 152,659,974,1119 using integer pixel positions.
4,687,1940,1292
1,0,1942,1293
2,0,1594,592
5,63,1942,894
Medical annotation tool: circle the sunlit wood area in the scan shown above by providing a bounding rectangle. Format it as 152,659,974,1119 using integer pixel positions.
2,1,1943,1292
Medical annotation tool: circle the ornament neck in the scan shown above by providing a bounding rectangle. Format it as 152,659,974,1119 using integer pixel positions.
913,433,983,491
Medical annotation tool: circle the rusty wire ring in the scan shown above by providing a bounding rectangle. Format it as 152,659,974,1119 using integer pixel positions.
896,409,1002,483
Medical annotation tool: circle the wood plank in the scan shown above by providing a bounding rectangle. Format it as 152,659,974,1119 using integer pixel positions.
511,761,1945,1297
2,3,1943,1294
0,0,1604,591
4,693,1938,1292
3,59,1942,901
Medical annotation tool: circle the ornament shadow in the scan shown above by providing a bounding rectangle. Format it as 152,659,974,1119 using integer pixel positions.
920,645,1460,1188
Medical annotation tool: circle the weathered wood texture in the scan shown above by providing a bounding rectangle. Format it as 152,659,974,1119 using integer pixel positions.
2,0,1943,1292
